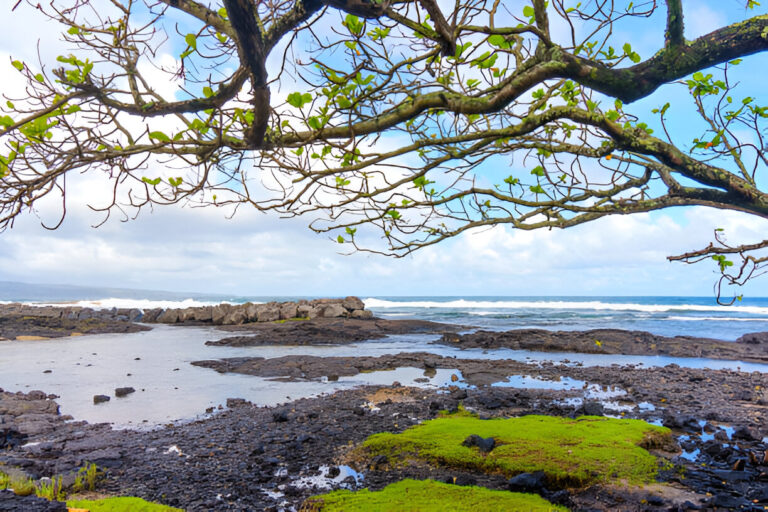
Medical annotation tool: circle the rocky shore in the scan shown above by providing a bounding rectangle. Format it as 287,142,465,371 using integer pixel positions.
3,300,768,510
0,297,372,340
206,317,458,346
1,358,767,511
438,328,768,364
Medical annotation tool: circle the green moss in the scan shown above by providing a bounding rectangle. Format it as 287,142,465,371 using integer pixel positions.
363,413,671,487
66,497,183,511
303,479,566,511
272,317,310,323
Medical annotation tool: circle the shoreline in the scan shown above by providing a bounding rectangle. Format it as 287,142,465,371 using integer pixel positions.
1,356,766,510
1,300,767,509
3,299,768,364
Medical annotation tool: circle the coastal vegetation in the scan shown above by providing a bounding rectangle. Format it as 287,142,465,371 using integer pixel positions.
302,479,568,511
0,1,766,295
359,411,673,487
66,497,183,512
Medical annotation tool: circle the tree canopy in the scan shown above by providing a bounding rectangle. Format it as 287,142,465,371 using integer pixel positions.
0,0,766,298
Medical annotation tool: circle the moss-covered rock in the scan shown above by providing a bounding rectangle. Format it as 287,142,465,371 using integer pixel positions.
362,412,672,487
66,496,182,511
302,479,567,511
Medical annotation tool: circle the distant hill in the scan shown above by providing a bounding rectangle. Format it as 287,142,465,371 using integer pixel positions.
0,280,214,302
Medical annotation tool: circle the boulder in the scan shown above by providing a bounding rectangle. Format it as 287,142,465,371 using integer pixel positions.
321,303,347,318
342,296,365,311
245,303,260,322
93,395,110,405
256,305,280,323
114,387,135,398
142,308,164,323
279,302,298,320
462,434,495,453
583,401,605,416
78,308,95,320
35,307,62,318
351,309,373,319
223,308,248,325
127,308,143,321
177,307,197,323
508,471,547,493
312,298,344,306
211,304,232,325
156,308,180,324
193,306,213,322
296,304,314,319
737,332,768,345
63,308,80,320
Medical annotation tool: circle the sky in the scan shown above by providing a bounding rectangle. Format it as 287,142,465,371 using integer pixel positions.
0,1,766,298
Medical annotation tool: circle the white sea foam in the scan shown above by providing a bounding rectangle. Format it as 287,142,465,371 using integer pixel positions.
363,298,768,315
19,298,241,311
666,316,768,322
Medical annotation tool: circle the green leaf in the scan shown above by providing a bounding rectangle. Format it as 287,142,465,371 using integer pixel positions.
522,5,535,18
202,86,214,98
337,235,345,243
530,165,545,177
529,184,545,194
287,92,312,109
488,35,510,49
67,26,80,35
345,227,357,236
141,176,162,186
11,60,23,71
34,73,45,83
344,14,364,35
185,33,197,50
335,176,351,187
148,131,171,142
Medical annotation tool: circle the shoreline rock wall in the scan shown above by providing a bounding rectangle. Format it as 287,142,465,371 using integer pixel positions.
0,296,371,327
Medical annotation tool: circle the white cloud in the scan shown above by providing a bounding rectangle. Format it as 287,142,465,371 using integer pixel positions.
1,2,766,299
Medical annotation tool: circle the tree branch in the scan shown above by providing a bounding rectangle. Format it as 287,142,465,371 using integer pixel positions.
156,0,234,37
221,0,270,148
568,14,768,102
665,0,684,47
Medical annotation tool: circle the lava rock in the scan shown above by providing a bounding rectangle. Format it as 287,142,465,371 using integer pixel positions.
114,387,135,398
508,471,547,493
732,425,759,441
583,401,604,416
0,490,68,511
462,434,496,453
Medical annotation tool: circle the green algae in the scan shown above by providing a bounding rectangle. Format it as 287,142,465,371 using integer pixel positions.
362,413,671,487
66,496,183,511
303,479,567,511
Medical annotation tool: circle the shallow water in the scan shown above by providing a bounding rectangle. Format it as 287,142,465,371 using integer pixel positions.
1,325,766,428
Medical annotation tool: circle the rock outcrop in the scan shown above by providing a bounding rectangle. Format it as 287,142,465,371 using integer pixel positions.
0,297,371,336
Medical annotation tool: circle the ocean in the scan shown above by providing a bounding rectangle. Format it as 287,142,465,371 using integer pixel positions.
3,282,768,340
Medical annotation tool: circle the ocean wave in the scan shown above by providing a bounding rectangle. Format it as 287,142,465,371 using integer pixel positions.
18,298,242,311
665,315,768,322
363,298,768,315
